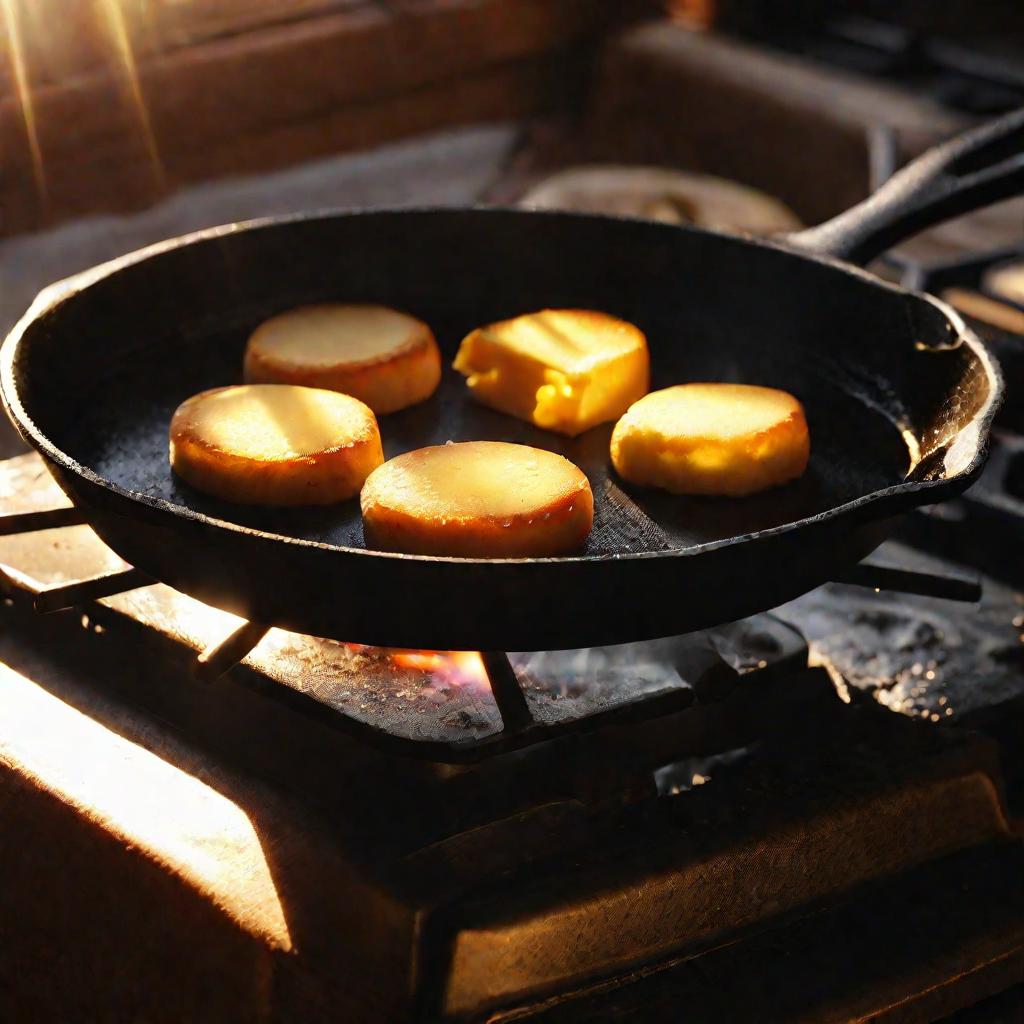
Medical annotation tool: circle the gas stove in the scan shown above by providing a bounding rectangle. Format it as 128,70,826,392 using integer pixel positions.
2,445,1024,1021
3,17,1024,1024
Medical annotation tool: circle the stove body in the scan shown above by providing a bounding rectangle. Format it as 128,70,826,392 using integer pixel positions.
2,508,1022,1022
3,12,1024,1023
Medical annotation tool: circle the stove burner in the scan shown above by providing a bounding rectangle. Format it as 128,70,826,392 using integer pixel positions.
0,451,1002,768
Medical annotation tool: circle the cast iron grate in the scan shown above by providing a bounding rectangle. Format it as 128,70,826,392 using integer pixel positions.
0,452,982,763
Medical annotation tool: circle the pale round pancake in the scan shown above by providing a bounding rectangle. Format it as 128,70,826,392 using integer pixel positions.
245,304,441,414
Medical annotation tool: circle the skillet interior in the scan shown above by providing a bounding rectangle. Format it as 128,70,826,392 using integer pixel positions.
0,210,998,649
7,209,988,558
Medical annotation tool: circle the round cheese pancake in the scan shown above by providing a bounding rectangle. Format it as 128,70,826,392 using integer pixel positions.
245,304,441,414
611,384,810,496
170,384,383,506
361,441,593,557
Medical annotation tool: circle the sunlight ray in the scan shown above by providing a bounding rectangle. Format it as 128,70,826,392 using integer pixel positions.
96,0,166,188
0,0,48,204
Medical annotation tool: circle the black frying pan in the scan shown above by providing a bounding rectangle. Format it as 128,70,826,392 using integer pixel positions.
2,112,1019,651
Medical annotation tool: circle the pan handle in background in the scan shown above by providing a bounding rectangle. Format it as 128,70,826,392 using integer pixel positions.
787,107,1024,268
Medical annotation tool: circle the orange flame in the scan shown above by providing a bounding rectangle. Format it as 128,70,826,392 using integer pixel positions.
146,591,492,695
389,649,490,691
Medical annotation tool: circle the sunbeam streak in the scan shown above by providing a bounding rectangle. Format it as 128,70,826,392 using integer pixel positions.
96,0,166,189
1,0,48,204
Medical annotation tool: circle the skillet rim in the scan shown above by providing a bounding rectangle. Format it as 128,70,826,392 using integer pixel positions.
0,206,1004,567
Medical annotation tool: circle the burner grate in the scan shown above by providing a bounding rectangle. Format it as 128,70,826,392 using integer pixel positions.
0,451,987,765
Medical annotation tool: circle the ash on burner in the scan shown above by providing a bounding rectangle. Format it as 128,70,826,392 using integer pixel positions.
780,545,1024,723
509,636,701,725
508,617,805,727
654,745,754,797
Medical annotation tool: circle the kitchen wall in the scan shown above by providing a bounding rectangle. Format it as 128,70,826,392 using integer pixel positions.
1,0,646,236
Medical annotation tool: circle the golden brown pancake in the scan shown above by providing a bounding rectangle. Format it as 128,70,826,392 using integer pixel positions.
611,383,810,496
361,441,594,557
170,384,383,506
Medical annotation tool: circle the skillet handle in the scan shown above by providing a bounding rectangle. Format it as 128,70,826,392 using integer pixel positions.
787,107,1024,267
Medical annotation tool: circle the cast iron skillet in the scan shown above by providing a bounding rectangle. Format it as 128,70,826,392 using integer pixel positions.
2,112,1020,651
